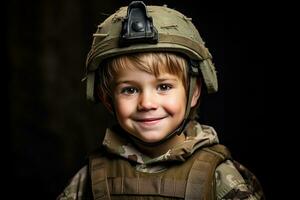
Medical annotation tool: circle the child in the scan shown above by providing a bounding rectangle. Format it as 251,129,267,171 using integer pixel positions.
57,1,264,199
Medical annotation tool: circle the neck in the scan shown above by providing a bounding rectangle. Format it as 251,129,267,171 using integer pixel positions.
134,133,186,158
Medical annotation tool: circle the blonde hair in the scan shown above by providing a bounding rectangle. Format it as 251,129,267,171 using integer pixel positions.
97,52,188,99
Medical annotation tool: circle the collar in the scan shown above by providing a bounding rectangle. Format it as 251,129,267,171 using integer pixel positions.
102,120,219,165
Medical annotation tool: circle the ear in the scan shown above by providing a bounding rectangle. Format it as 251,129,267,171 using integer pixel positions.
101,95,114,113
191,78,201,108
97,88,114,113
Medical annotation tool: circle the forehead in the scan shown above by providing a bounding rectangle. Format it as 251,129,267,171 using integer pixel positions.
109,53,187,78
114,67,181,83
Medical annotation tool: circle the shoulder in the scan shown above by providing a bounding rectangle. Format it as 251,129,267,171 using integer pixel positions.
57,165,88,200
215,160,265,200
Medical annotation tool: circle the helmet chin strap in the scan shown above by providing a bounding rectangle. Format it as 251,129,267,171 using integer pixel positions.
123,59,200,147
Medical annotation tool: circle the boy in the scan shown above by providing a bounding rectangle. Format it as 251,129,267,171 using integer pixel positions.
58,1,264,199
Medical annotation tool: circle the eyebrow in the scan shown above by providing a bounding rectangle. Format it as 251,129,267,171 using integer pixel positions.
156,78,178,82
115,80,135,85
115,77,178,85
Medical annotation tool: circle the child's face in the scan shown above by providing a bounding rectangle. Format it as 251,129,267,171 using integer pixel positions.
112,68,187,143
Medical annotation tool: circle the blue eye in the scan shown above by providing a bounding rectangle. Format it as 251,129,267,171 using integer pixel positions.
121,87,138,95
157,84,172,92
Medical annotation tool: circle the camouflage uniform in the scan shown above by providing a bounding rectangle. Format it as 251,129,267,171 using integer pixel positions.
57,121,264,200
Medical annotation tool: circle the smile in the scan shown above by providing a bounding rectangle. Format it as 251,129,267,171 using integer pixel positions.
135,117,166,126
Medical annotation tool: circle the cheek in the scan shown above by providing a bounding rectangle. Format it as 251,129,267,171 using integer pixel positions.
114,98,133,119
163,95,186,115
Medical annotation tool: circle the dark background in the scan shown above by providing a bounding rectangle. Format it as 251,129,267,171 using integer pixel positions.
4,0,271,199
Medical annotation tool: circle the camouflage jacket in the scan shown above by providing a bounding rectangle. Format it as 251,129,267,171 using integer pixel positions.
57,121,264,200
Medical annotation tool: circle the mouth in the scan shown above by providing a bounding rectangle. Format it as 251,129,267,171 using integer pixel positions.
134,117,166,126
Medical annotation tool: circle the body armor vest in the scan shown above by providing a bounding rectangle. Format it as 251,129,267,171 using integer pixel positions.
89,144,231,200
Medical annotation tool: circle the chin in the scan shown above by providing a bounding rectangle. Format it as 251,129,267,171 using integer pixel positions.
139,134,165,143
141,138,161,143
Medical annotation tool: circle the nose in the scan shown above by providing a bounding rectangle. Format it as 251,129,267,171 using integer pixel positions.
137,90,158,111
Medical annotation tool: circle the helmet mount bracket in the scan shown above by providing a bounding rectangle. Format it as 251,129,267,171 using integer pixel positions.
119,1,158,46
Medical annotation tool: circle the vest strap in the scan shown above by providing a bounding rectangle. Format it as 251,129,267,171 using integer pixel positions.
90,155,111,200
185,144,231,199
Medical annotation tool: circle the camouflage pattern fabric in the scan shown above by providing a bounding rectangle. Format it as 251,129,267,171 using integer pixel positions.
56,166,87,200
229,161,265,200
57,121,264,199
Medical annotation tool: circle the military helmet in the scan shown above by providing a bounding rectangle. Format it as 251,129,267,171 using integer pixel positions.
85,1,218,102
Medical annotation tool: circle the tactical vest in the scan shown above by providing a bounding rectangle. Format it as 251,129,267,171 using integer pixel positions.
89,144,231,200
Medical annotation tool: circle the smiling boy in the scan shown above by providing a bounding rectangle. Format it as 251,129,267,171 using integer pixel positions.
57,2,264,200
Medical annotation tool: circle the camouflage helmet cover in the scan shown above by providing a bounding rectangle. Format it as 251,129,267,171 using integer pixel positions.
85,2,218,102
